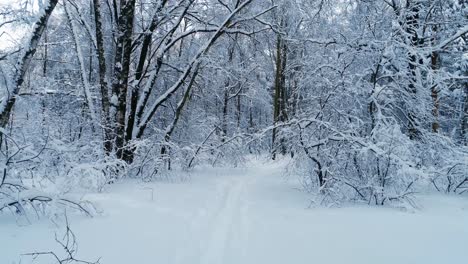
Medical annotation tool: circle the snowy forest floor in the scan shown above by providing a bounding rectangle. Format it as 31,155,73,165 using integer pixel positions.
2,158,468,264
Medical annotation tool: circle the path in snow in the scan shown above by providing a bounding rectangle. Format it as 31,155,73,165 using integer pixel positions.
2,158,468,264
199,173,247,264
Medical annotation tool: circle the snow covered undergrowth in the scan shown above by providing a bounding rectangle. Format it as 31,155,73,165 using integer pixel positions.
2,158,468,264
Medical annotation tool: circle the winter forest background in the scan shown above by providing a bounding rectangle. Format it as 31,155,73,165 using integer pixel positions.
0,0,468,263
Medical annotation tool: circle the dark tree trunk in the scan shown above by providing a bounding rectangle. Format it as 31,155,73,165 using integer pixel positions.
405,0,423,140
92,0,113,154
43,28,47,76
462,83,468,146
272,29,287,159
111,0,136,161
222,88,229,140
431,51,440,133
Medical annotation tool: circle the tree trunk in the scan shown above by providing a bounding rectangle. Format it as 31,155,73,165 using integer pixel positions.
272,29,287,159
222,88,229,140
462,83,468,146
43,28,47,76
431,51,440,133
236,86,241,128
405,0,423,140
92,0,113,154
111,0,136,161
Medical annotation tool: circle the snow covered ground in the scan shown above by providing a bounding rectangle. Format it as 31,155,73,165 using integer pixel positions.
2,158,468,264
